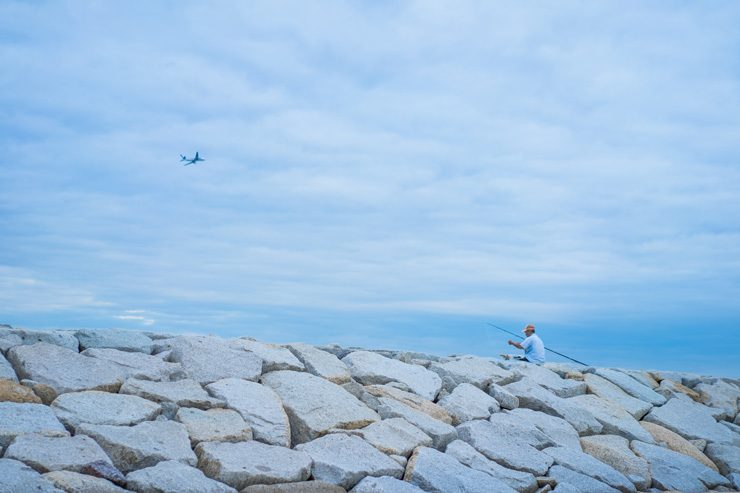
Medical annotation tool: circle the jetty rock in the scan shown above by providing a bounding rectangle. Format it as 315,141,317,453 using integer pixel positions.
0,324,738,493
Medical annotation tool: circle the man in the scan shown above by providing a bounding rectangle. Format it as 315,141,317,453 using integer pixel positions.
507,324,545,364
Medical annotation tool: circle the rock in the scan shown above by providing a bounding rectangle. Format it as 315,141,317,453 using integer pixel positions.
512,364,586,398
655,378,703,403
437,383,500,424
261,370,379,445
3,328,79,351
0,402,68,447
342,351,441,400
5,434,114,473
689,438,707,451
362,384,452,423
0,458,65,493
75,329,153,353
504,379,602,435
567,395,654,443
593,368,666,405
0,352,17,381
704,443,740,476
349,476,425,492
296,434,404,489
547,465,620,493
20,379,57,404
242,482,347,493
165,336,263,384
390,455,407,467
82,347,185,381
696,379,739,421
196,440,312,490
642,395,738,445
229,339,304,372
120,378,224,409
429,356,517,391
488,382,519,410
371,396,457,450
639,421,719,471
445,439,539,493
42,470,128,493
51,390,161,432
456,419,553,475
286,343,351,383
205,378,290,447
542,446,635,493
0,378,42,403
583,373,653,419
7,343,128,399
580,435,651,491
649,370,706,388
125,460,237,493
353,417,432,457
614,369,660,389
78,460,127,486
176,407,252,445
543,363,583,378
404,446,518,493
78,420,196,473
631,440,731,492
505,408,581,450
0,332,23,354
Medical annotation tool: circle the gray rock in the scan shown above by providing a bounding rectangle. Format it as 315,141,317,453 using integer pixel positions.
594,368,666,405
504,379,602,435
361,384,452,423
372,396,457,450
229,339,305,372
429,356,517,391
286,343,351,384
120,378,224,409
0,352,17,381
696,379,739,421
445,439,538,493
643,395,738,445
75,329,153,353
196,440,311,490
350,476,425,492
543,362,583,378
261,370,379,445
614,369,659,389
175,407,252,445
42,470,128,493
0,332,23,354
7,343,128,399
704,443,740,476
404,446,518,493
296,434,404,489
241,481,347,493
342,351,441,400
649,370,706,388
542,446,635,493
488,382,519,409
511,364,586,398
583,373,653,419
639,420,720,471
456,419,553,475
354,417,432,457
205,378,290,447
78,420,196,473
547,465,620,493
125,460,237,493
0,402,68,447
51,390,161,432
3,328,79,351
165,336,262,384
82,348,184,381
551,483,580,493
437,382,500,424
580,435,650,491
730,472,740,491
567,394,654,443
631,440,731,492
0,458,65,493
5,434,113,473
505,408,581,450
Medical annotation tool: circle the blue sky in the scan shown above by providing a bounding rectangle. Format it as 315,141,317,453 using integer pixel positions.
1,1,739,376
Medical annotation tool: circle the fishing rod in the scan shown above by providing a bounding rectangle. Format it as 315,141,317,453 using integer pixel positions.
488,322,590,367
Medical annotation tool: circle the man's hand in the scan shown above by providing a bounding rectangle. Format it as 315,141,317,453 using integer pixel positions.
507,339,515,346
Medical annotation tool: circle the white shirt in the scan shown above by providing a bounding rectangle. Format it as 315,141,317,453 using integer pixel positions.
522,334,545,364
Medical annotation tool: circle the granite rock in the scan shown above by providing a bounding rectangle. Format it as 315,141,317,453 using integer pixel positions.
3,328,79,351
342,351,442,400
437,382,500,425
42,470,128,493
445,439,538,493
594,368,666,406
175,407,252,445
5,433,113,474
0,352,17,381
429,356,517,391
704,442,740,476
505,408,581,450
512,364,587,398
371,396,457,450
643,395,738,445
353,417,432,457
51,390,161,431
242,482,346,493
361,384,452,423
488,382,520,410
120,377,224,409
639,420,719,471
82,347,185,381
0,378,42,403
286,343,351,383
229,338,305,372
695,379,739,421
583,373,653,419
75,329,153,354
0,458,65,493
547,465,619,493
349,476,425,492
579,435,651,491
0,401,68,447
542,446,635,493
166,336,263,384
567,394,654,443
125,459,237,493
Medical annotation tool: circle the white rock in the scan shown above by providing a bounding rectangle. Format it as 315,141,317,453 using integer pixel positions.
205,377,290,447
51,390,161,432
196,440,312,490
343,351,442,400
567,394,654,443
643,395,738,445
0,332,23,354
512,364,586,398
445,439,538,493
593,368,666,406
295,434,404,489
429,356,517,391
0,402,69,447
82,348,184,381
0,352,17,381
583,373,653,419
75,329,153,353
437,382,500,425
261,370,379,445
0,458,65,493
361,384,453,423
488,382,519,410
3,328,79,351
547,465,620,493
542,446,635,493
126,460,237,493
696,379,739,421
120,378,224,409
78,420,196,473
5,434,114,473
372,396,457,450
704,442,740,476
287,342,351,384
649,369,707,388
166,336,262,384
43,470,128,493
175,407,252,445
355,417,432,457
580,435,651,491
350,475,426,492
229,338,305,372
505,408,581,450
614,369,659,389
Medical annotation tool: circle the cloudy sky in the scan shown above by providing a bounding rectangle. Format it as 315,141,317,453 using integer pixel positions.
1,1,739,375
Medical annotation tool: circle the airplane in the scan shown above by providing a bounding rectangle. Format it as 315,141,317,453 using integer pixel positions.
180,152,205,165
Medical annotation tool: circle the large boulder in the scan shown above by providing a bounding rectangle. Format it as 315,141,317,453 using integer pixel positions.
120,378,224,409
504,408,581,450
429,356,517,391
75,329,153,353
580,435,651,491
296,434,404,489
196,441,312,490
583,373,652,419
261,370,379,445
437,382,500,425
704,442,740,477
125,460,237,493
0,402,68,447
82,347,184,381
567,394,654,443
286,343,351,384
361,384,452,423
547,465,620,493
639,421,719,471
511,364,586,398
488,382,519,410
165,336,262,384
0,378,41,403
695,379,739,421
175,407,253,445
0,458,65,493
371,396,457,450
350,476,425,493
50,390,161,432
2,328,79,351
205,377,290,447
542,446,635,493
643,395,738,445
445,439,538,493
229,339,305,372
593,368,666,405
5,434,114,473
42,470,128,493
342,351,441,400
241,481,347,493
0,352,17,381
352,417,432,457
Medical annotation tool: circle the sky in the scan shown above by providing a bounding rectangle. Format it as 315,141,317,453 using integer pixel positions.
1,1,739,376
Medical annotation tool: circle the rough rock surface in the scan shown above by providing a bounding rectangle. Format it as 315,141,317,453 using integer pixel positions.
429,355,516,390
350,475,425,492
362,384,452,423
286,342,351,383
547,465,620,493
639,420,719,471
580,435,651,491
1,327,79,351
166,336,263,384
75,329,153,353
120,377,224,409
371,396,457,450
512,363,587,398
242,482,347,493
51,390,161,431
0,352,17,381
445,439,538,493
567,394,654,443
695,379,739,420
0,401,68,447
583,373,653,419
5,434,113,474
436,382,500,424
704,442,740,477
82,347,184,381
542,446,635,493
42,470,128,493
175,407,253,445
125,459,237,493
488,382,519,409
352,417,432,457
643,395,738,444
0,458,65,493
505,407,582,450
0,378,42,403
342,351,442,400
229,338,305,372
593,368,666,405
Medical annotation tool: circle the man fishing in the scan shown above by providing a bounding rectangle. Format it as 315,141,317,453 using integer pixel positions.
507,324,545,364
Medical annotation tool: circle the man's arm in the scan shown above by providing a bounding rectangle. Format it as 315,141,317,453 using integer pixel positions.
508,339,523,349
